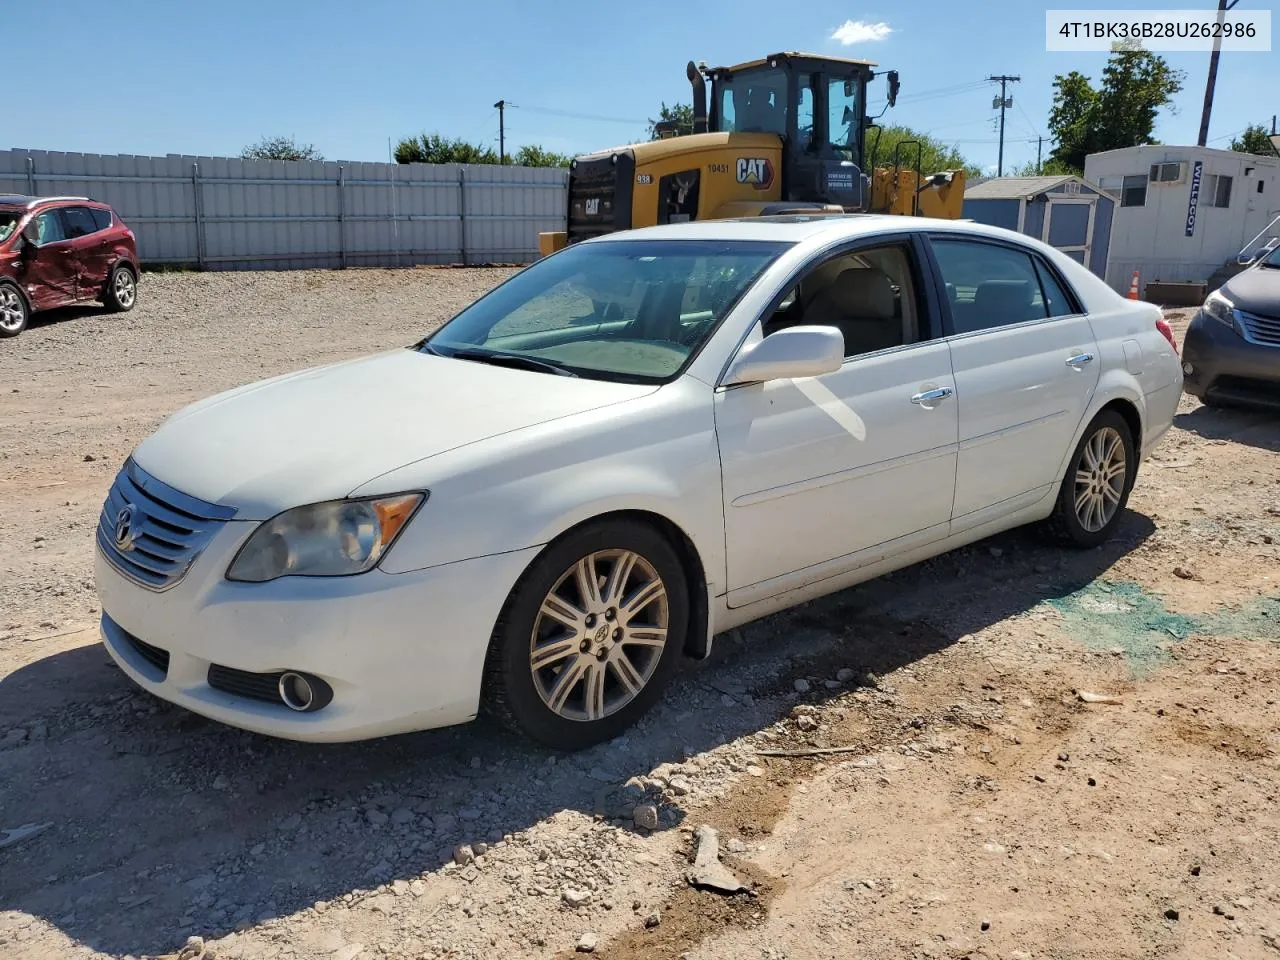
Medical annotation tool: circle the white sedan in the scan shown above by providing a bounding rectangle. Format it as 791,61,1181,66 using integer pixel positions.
94,215,1183,750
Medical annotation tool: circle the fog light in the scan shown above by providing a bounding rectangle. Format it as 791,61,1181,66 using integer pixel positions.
1182,362,1194,375
277,671,333,712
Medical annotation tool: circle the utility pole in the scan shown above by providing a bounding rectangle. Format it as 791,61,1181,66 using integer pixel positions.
988,75,1020,177
1037,136,1044,175
493,100,506,163
1197,0,1240,147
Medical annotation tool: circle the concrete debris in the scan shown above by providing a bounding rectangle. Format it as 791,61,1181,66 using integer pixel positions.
686,824,749,894
575,932,599,953
1076,690,1124,705
633,803,659,831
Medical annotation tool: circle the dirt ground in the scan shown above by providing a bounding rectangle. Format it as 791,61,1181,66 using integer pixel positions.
1,271,1277,960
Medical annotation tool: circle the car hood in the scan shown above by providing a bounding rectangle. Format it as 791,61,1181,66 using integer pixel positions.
1222,264,1280,316
131,348,658,519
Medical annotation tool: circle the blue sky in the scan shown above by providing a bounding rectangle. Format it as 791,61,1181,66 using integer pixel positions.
7,0,1277,172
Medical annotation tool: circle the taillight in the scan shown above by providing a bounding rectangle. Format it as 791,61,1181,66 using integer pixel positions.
1156,317,1179,355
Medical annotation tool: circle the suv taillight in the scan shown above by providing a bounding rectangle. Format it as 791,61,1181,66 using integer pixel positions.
1156,317,1179,355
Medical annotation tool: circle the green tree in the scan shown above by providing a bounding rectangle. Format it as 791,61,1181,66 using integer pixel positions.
866,125,982,179
1011,157,1078,177
395,133,498,164
240,135,323,162
394,133,572,166
1230,124,1277,156
1047,51,1184,171
512,144,572,168
647,102,694,140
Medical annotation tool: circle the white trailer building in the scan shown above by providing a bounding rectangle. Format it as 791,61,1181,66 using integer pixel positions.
1083,144,1280,296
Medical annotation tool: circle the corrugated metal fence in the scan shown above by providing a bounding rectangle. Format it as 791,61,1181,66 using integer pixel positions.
0,148,569,270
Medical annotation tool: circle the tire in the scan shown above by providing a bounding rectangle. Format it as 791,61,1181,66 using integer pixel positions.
0,283,28,338
103,263,137,313
1042,410,1137,548
482,519,689,751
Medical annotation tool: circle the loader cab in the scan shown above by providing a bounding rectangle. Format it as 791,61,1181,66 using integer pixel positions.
705,52,877,210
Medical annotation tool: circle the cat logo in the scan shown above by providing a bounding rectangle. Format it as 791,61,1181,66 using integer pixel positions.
584,198,601,216
736,157,775,190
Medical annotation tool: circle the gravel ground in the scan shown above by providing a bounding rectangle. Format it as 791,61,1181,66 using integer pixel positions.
1,274,1278,960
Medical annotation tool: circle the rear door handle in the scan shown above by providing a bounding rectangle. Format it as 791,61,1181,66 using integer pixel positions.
1066,353,1094,368
910,387,953,405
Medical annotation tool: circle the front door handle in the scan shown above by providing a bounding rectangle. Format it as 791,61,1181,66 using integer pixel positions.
910,387,953,405
1066,352,1094,368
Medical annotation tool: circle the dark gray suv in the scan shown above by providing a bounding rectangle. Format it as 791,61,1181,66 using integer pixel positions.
1182,245,1280,409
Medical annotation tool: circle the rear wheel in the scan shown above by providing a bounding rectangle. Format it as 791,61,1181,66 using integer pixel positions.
483,519,688,750
0,284,28,338
103,264,137,312
1043,410,1136,548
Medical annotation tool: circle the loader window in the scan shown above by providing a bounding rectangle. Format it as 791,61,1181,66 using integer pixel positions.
796,73,817,151
716,66,789,137
827,77,861,160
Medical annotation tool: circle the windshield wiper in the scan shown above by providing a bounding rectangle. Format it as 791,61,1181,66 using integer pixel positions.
442,348,580,377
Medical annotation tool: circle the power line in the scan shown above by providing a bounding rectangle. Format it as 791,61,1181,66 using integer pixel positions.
507,103,647,125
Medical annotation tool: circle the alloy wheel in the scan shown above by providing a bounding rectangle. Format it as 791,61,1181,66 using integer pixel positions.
529,549,669,723
1073,425,1127,533
0,287,24,333
114,269,136,308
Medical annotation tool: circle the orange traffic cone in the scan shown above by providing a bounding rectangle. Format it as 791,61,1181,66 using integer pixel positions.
1127,269,1141,300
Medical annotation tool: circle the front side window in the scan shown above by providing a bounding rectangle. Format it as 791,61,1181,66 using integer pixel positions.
32,209,66,245
931,238,1075,334
763,242,922,358
424,239,791,383
827,76,861,160
62,206,99,239
716,67,789,137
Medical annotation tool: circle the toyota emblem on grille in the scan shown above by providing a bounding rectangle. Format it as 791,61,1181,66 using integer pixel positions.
114,504,138,552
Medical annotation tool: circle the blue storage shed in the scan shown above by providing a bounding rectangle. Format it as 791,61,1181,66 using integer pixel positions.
962,175,1115,279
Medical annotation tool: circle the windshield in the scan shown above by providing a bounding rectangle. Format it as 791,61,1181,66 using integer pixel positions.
422,239,791,383
715,66,790,136
0,213,18,244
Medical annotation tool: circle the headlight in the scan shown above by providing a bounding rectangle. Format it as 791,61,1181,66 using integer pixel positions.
1203,290,1237,329
226,493,425,583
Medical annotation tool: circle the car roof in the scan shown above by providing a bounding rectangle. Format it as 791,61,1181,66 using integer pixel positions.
583,214,1026,246
0,194,98,212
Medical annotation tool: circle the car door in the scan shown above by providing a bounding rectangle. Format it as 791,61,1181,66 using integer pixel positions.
714,234,959,608
18,208,79,309
926,233,1100,531
62,205,111,299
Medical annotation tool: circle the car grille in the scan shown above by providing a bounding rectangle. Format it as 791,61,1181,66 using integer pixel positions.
1238,310,1280,347
207,664,284,705
96,458,237,591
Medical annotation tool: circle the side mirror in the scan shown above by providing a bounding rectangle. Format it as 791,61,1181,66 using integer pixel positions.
887,70,900,108
20,222,39,251
723,326,845,385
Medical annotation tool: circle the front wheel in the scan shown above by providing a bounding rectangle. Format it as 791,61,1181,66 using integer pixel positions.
483,519,688,750
1043,410,1137,548
103,264,137,313
0,284,28,338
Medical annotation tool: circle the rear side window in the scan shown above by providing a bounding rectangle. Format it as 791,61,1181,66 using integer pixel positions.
62,206,99,239
90,207,113,231
931,238,1078,334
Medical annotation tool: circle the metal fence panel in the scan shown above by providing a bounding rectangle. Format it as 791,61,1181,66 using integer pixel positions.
0,148,568,270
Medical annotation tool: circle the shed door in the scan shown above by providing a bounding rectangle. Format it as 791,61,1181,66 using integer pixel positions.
1041,198,1095,265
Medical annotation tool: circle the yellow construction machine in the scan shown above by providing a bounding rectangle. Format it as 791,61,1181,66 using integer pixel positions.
539,52,966,255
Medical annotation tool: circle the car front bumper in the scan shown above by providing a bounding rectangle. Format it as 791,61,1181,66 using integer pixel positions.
1182,311,1280,408
95,522,541,743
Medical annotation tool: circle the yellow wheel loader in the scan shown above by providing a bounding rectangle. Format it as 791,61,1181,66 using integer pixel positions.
538,52,966,255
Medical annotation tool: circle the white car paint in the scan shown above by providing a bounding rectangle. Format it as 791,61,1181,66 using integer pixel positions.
94,214,1182,743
